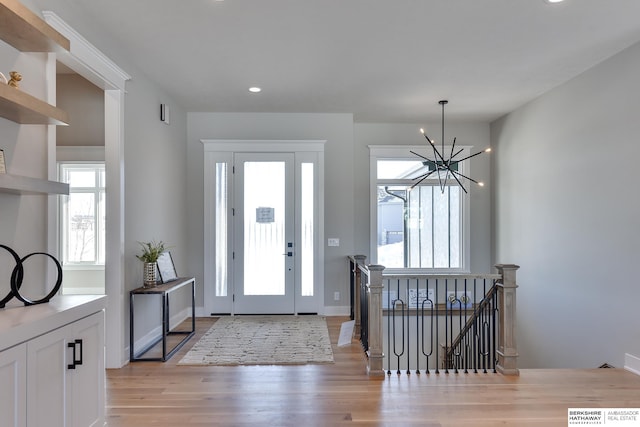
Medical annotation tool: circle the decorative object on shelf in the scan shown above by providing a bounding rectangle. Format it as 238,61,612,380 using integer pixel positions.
0,72,6,84
7,71,21,88
0,149,5,174
136,240,168,287
0,244,63,308
157,251,177,283
411,100,491,194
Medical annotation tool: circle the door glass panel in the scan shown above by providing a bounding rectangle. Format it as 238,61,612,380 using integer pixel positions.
243,161,285,296
301,163,314,297
215,162,228,297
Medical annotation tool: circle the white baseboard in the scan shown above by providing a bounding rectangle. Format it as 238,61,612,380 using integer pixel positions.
624,353,640,376
195,306,213,317
323,305,350,316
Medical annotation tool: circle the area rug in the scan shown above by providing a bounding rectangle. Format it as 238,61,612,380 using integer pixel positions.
177,315,334,366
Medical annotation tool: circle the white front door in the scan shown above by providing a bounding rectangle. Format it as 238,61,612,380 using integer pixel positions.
203,140,325,316
234,153,295,314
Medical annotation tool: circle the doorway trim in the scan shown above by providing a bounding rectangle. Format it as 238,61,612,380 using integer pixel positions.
202,139,325,316
43,12,131,368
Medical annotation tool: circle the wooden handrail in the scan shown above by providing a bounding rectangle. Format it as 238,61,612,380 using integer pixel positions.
445,282,498,364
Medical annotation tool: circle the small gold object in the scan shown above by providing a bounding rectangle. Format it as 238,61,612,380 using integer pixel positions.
8,71,22,88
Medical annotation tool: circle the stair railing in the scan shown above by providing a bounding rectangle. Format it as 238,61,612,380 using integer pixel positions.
348,256,519,377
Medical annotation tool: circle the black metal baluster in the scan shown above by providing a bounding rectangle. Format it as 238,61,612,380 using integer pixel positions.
435,279,440,374
386,279,392,376
405,278,411,375
392,279,405,375
415,278,420,374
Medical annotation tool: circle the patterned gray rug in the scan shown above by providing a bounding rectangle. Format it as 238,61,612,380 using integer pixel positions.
178,315,334,366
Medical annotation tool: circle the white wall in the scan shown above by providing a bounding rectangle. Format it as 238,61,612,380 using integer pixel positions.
57,73,105,146
1,0,189,361
187,115,494,314
492,41,640,368
354,122,493,273
187,113,354,312
0,43,49,301
123,76,188,341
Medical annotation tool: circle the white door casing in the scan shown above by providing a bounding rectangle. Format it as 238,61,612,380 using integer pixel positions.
43,12,130,368
202,140,325,315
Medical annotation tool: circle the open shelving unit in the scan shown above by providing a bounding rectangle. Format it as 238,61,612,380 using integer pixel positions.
0,83,69,125
0,0,71,194
0,0,70,52
0,173,69,195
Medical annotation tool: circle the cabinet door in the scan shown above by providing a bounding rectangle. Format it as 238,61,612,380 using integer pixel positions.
27,326,68,427
0,344,27,427
68,311,105,427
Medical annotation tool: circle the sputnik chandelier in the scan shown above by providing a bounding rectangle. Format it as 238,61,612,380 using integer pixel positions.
410,100,491,194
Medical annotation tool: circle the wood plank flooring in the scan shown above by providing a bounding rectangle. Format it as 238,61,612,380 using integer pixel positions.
106,317,640,426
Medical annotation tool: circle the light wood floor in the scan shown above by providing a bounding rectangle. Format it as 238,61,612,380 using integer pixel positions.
107,317,640,426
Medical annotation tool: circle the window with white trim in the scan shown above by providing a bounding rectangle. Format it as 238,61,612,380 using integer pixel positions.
370,146,470,272
59,163,106,265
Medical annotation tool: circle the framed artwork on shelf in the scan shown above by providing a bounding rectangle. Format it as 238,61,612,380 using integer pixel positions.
157,251,177,283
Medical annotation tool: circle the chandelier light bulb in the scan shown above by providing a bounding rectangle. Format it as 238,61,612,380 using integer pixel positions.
478,182,485,187
485,148,492,153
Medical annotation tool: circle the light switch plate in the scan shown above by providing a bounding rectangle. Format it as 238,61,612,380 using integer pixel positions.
328,238,340,247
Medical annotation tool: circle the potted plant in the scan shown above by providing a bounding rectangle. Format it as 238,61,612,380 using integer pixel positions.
136,240,167,287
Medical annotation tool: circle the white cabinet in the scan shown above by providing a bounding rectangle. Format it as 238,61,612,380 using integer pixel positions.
27,324,67,426
67,312,105,427
27,311,105,427
0,343,27,427
0,295,106,427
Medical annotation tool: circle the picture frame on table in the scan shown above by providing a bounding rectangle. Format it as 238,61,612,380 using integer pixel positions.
157,251,178,283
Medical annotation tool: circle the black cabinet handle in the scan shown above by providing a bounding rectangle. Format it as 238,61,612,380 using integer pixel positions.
67,339,83,369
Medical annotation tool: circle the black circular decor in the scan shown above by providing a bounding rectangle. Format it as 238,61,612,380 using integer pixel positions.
0,245,63,308
0,244,22,308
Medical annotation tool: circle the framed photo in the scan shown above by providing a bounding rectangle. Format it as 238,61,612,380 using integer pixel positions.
157,251,177,283
0,149,6,174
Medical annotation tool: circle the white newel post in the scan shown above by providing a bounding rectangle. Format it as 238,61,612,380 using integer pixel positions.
353,255,366,337
366,264,385,378
495,264,520,375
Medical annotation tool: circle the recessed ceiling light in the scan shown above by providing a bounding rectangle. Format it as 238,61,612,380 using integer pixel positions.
248,87,261,93
545,0,565,3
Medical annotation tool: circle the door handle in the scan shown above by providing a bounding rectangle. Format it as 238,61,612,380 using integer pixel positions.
282,252,293,257
67,339,83,369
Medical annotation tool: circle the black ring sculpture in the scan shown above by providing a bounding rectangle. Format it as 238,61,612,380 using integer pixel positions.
1,245,63,308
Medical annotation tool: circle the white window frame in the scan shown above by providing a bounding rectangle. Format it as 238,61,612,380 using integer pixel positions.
369,145,471,273
58,162,106,267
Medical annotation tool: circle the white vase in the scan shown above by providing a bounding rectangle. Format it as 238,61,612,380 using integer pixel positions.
143,262,158,287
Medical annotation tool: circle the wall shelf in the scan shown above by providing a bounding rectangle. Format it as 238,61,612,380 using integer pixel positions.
0,0,70,125
0,0,70,52
0,83,69,125
0,173,69,195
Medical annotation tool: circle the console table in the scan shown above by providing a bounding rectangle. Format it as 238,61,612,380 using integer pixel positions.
129,277,196,361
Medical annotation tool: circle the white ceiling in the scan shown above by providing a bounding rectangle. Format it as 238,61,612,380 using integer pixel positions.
61,0,640,122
